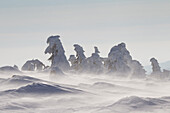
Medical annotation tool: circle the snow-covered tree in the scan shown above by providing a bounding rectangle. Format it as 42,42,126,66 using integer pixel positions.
163,69,170,78
130,60,146,78
22,59,45,71
68,55,78,70
150,58,161,75
72,44,87,72
45,35,70,71
105,42,145,77
149,58,170,79
22,60,35,71
86,46,104,73
94,46,100,54
73,44,86,64
106,43,131,75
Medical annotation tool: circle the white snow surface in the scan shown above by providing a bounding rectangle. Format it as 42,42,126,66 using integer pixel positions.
0,71,170,113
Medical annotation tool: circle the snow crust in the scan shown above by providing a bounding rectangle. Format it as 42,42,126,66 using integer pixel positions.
0,73,170,113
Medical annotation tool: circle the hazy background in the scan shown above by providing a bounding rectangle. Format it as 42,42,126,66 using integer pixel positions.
0,0,170,68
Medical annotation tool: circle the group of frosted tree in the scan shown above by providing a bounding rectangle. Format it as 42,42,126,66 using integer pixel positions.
20,35,170,79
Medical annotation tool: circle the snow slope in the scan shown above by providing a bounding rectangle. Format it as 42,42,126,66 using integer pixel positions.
0,72,170,113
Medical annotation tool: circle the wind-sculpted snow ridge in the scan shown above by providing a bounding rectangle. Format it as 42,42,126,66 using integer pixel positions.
0,76,32,86
112,96,157,107
0,66,21,74
3,83,72,94
0,75,45,86
1,73,170,113
97,96,170,113
0,75,38,91
0,75,72,87
91,82,135,91
78,81,142,95
0,75,84,96
11,75,42,82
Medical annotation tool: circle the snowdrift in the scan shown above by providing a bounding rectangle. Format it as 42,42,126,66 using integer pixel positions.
97,96,170,113
0,75,83,96
3,83,72,94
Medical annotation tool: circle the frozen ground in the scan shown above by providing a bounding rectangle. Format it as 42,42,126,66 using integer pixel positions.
0,72,170,113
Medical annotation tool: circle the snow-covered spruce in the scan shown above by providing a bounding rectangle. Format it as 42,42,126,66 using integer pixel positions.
86,46,104,74
105,43,145,78
150,58,161,75
22,59,45,71
129,60,146,78
68,55,78,70
71,44,87,72
69,45,104,74
150,58,170,79
105,43,131,75
45,35,70,71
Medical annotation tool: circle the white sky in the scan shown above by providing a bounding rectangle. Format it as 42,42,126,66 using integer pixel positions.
0,0,170,68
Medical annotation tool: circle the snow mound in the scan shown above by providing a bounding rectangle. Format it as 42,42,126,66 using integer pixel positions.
108,96,169,109
11,75,41,82
92,82,116,88
112,96,156,108
0,66,21,73
3,83,72,94
50,66,64,75
97,96,170,113
91,82,135,91
0,75,43,85
0,75,84,96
